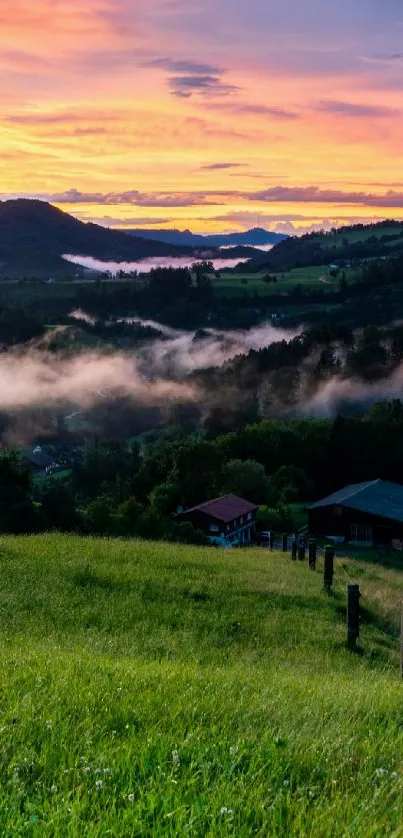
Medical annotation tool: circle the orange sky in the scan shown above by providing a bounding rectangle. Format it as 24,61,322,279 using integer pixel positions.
2,0,403,233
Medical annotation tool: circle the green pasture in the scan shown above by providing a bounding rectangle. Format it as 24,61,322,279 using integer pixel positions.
0,534,402,835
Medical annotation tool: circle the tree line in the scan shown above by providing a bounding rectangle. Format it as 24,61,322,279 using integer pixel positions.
2,401,403,540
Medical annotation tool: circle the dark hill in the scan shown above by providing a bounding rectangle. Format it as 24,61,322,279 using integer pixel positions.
0,200,194,278
246,219,403,273
122,226,287,248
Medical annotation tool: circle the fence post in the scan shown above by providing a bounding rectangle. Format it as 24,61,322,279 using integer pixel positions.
324,546,334,592
291,536,297,561
308,539,317,570
400,602,403,679
298,541,306,561
269,532,275,550
347,584,360,649
282,533,288,553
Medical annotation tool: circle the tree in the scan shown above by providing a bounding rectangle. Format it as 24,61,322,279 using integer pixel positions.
73,441,141,499
39,481,81,531
172,440,223,506
85,497,113,535
271,465,315,503
149,482,182,516
221,459,269,504
117,496,144,535
0,450,38,533
171,521,208,545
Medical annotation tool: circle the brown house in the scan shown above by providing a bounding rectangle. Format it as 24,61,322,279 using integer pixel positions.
178,494,258,547
309,479,403,547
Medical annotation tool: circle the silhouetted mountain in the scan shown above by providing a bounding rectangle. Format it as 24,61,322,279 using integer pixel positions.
122,226,287,248
0,200,194,278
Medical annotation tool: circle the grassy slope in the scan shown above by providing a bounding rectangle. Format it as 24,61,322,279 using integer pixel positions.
315,224,403,249
0,535,403,836
213,266,337,298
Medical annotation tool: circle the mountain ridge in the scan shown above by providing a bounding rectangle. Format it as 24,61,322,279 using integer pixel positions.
0,200,195,278
122,226,287,248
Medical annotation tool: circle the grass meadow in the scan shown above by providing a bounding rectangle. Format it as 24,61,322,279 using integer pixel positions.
213,266,339,298
0,534,403,836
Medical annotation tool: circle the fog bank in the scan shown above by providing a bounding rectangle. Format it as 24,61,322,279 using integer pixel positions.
63,254,248,275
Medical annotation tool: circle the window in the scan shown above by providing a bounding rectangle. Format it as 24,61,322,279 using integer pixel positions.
247,513,252,521
209,524,219,533
351,523,373,544
240,517,244,524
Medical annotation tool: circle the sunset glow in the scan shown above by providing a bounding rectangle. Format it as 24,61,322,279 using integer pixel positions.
2,0,403,233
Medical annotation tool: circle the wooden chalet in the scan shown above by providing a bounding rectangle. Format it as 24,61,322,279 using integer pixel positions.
178,494,258,547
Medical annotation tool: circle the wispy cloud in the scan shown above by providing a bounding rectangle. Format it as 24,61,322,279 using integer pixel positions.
40,188,224,207
316,100,401,118
207,101,300,119
7,184,403,212
248,186,403,208
200,162,247,171
144,55,240,97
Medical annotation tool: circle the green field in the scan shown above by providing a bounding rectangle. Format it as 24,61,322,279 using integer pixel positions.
0,279,143,307
214,266,338,298
315,224,403,250
1,534,403,835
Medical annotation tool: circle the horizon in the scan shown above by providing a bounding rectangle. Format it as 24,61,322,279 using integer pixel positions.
4,196,402,239
2,2,403,235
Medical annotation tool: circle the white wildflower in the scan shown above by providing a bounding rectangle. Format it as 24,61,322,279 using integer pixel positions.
283,780,290,787
220,806,233,815
95,779,103,790
51,785,58,794
84,765,91,773
229,746,238,756
46,721,53,730
103,767,111,775
172,750,180,765
391,772,399,780
375,768,388,777
95,768,101,775
128,793,135,802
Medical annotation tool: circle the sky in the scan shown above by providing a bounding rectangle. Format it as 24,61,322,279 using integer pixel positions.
2,0,403,234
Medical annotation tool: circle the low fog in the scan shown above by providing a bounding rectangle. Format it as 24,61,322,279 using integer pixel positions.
302,370,403,417
0,350,198,413
1,313,403,431
63,254,249,275
70,312,300,375
0,317,297,418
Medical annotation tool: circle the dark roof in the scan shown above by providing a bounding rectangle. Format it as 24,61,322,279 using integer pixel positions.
310,479,403,524
183,494,258,523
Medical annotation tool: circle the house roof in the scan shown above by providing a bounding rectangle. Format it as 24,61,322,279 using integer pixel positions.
310,479,403,524
183,493,258,523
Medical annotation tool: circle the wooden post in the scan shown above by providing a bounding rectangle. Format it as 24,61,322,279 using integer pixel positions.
269,532,275,550
298,541,306,561
308,539,317,570
282,533,288,553
324,546,334,592
400,602,403,679
291,536,297,561
347,583,360,649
